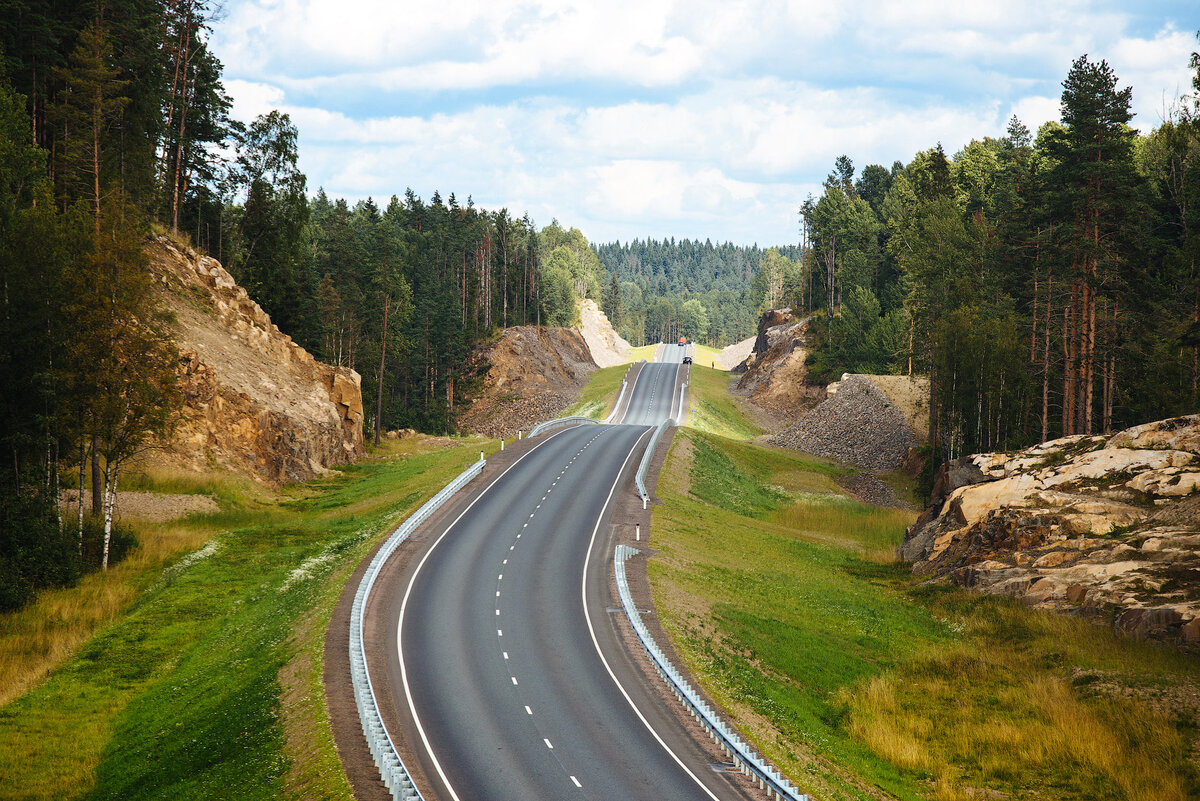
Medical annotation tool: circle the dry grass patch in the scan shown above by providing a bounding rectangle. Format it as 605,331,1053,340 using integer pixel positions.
0,519,216,708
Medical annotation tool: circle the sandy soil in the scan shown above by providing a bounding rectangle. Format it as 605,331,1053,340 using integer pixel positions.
714,335,755,370
578,299,632,367
60,489,220,522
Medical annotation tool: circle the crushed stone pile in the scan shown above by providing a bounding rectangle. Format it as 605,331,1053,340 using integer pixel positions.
770,374,917,470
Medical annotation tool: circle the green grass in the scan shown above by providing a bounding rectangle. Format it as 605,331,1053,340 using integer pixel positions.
0,437,490,801
685,363,762,439
562,364,631,419
649,429,1200,801
627,343,658,362
690,343,726,369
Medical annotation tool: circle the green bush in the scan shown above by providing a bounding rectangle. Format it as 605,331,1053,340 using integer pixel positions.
0,481,81,611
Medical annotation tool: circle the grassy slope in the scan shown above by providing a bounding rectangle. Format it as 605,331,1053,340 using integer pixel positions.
627,343,658,362
686,363,762,440
0,437,490,801
691,343,725,369
561,364,630,420
650,428,1199,801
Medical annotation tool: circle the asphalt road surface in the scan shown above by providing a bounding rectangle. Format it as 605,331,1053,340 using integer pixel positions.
391,343,747,801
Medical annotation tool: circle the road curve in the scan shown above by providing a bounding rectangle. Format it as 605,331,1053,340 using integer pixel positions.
389,344,742,801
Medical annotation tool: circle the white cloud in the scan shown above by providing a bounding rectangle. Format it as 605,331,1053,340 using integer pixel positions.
211,1,1200,243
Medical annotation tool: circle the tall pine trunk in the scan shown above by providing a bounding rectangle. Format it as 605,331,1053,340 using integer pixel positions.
375,295,388,445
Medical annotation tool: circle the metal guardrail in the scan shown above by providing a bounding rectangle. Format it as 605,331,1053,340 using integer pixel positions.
350,457,486,801
531,363,637,436
528,415,601,438
613,545,810,801
634,418,672,505
601,379,629,424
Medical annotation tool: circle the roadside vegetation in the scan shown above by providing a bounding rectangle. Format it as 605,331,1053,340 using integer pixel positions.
562,364,631,420
690,343,727,370
0,437,491,801
649,428,1199,801
627,343,659,362
685,363,762,440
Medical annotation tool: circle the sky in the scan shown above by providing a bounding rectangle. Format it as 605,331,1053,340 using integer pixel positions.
209,0,1199,247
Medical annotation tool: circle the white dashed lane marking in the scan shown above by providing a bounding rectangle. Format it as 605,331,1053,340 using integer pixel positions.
489,428,610,796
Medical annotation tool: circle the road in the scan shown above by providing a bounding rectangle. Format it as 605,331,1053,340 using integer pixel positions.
389,342,748,800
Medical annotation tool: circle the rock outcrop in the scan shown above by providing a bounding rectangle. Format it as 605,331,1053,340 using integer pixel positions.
457,326,597,437
733,309,824,424
148,236,364,485
900,415,1200,648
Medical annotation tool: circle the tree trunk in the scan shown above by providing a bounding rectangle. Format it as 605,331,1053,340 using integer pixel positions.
1041,271,1052,443
101,457,119,571
927,360,938,464
171,7,193,235
78,437,86,554
90,435,102,514
375,294,388,446
1083,272,1096,435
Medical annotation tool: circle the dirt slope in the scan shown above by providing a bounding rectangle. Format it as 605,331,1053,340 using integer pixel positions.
578,299,632,367
458,326,597,437
149,236,364,485
733,309,824,429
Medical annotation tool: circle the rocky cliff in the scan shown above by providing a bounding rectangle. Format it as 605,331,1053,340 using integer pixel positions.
733,308,824,426
456,326,597,437
148,236,364,485
900,415,1200,648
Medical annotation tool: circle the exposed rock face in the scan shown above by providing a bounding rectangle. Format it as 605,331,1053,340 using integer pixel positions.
148,236,364,485
900,415,1200,649
733,309,824,424
457,325,597,438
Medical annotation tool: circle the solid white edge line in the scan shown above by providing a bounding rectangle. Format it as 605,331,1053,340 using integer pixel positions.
580,427,724,801
396,426,579,801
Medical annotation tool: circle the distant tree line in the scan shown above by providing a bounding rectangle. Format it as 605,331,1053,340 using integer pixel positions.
593,238,802,346
782,48,1200,472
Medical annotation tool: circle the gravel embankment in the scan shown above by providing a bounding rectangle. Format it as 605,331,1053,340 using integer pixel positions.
770,374,917,471
461,391,580,439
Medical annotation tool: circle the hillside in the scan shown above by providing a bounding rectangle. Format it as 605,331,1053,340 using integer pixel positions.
148,236,364,485
456,325,597,437
578,298,633,367
733,309,824,427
